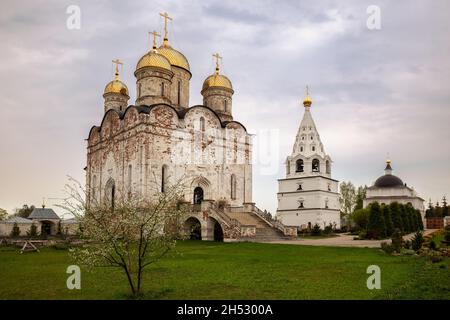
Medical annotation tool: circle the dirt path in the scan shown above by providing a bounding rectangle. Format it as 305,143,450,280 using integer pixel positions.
267,229,438,248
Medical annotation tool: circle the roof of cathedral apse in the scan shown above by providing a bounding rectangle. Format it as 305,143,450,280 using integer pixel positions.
88,104,247,140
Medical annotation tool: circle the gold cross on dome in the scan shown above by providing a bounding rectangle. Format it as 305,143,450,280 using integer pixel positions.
306,85,310,96
213,52,222,73
112,59,123,79
148,30,161,50
160,12,172,40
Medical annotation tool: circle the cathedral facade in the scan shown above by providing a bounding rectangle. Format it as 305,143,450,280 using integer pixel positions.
276,93,341,229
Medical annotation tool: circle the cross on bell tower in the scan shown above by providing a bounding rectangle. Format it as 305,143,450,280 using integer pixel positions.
213,52,222,74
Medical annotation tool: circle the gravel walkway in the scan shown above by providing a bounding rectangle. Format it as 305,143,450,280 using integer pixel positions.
267,229,438,248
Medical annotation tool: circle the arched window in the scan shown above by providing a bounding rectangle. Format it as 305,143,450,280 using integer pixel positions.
286,160,290,174
199,117,205,132
105,178,115,210
326,160,331,174
312,159,320,172
298,199,304,208
325,198,329,209
128,164,132,198
177,80,181,105
300,146,304,152
161,165,168,193
92,175,97,200
297,183,303,190
161,82,165,96
138,83,142,97
296,159,304,172
230,174,237,200
224,99,227,112
312,146,316,152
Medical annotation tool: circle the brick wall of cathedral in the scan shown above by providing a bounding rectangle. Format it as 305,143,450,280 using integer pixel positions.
86,104,252,207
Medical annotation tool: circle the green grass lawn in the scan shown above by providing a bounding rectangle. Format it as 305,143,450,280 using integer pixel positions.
0,241,448,300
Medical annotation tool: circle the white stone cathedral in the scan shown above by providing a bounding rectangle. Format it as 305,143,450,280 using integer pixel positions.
85,12,297,242
276,92,340,229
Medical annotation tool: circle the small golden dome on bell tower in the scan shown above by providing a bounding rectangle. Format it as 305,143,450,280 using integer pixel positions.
303,85,312,107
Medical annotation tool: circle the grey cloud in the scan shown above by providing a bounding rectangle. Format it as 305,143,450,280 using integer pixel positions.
0,0,449,215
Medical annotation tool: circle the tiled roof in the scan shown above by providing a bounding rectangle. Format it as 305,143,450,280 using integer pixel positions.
28,208,60,220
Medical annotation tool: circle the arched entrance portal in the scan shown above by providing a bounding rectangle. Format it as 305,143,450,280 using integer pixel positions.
193,187,204,204
213,219,224,242
184,217,202,240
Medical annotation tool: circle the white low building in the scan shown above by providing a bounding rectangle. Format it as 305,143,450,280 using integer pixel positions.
0,207,79,237
364,160,425,217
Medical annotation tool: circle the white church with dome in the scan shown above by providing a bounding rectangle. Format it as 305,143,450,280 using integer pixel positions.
364,160,425,215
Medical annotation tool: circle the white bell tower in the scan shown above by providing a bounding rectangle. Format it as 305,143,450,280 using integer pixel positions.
276,87,340,229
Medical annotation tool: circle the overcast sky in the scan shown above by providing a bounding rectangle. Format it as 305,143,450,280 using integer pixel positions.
1,0,449,215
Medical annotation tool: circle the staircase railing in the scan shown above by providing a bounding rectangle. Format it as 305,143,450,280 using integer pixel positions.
208,201,241,228
252,204,298,237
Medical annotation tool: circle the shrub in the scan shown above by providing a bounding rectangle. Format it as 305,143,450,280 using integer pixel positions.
351,208,369,230
381,205,394,236
323,224,333,235
415,210,424,231
389,202,404,232
404,240,411,249
358,230,367,240
10,223,20,237
429,239,438,251
367,203,386,239
444,230,450,243
411,231,424,251
311,224,321,236
27,223,39,237
391,228,403,253
381,242,395,254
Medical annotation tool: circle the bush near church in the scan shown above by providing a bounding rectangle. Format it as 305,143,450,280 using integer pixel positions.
358,202,423,240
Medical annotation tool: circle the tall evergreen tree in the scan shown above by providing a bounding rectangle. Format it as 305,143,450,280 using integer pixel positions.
367,202,386,239
434,202,443,217
442,196,449,217
400,205,411,233
382,204,394,236
390,202,403,232
425,201,434,218
354,186,368,211
415,209,424,230
407,204,417,231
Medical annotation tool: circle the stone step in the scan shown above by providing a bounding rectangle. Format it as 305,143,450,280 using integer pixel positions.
226,211,289,242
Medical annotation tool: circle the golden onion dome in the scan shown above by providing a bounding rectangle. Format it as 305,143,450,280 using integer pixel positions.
201,73,233,93
158,41,190,72
104,78,129,96
303,95,312,106
303,86,312,107
136,50,172,72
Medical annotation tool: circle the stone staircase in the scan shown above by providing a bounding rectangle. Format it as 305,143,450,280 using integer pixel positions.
227,211,291,242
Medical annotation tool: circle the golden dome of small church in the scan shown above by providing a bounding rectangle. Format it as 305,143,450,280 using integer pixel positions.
85,12,296,242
